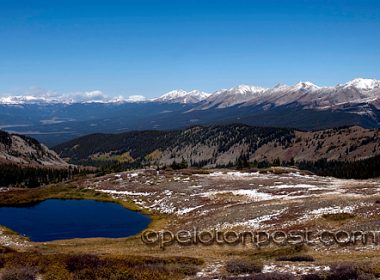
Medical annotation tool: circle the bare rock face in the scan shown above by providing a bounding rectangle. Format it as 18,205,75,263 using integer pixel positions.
0,130,69,168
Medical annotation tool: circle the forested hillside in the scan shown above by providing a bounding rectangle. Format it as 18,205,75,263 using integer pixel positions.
0,130,74,187
54,125,294,163
54,124,380,178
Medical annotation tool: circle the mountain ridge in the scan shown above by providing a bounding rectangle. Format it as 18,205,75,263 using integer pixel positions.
0,130,69,168
1,78,379,106
54,124,380,170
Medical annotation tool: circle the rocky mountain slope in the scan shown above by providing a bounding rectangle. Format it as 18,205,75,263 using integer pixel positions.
0,130,69,168
54,124,380,169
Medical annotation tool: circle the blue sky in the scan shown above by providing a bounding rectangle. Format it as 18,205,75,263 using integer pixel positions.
0,0,379,97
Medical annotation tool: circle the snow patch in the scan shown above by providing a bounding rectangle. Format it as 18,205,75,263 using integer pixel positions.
263,264,330,275
219,209,287,229
97,189,151,196
199,189,275,201
177,205,204,215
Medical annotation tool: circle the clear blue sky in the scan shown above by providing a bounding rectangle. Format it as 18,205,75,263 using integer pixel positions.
0,0,379,97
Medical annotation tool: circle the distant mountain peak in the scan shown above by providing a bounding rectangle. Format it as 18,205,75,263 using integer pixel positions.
199,84,269,109
293,81,320,90
154,89,210,104
343,78,380,91
229,84,268,94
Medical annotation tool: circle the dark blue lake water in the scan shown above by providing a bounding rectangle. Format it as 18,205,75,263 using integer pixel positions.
0,199,150,242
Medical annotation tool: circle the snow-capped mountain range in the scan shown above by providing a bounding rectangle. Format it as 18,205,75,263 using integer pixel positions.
199,85,267,109
1,78,380,147
198,78,380,110
1,78,379,110
0,90,131,105
153,89,210,104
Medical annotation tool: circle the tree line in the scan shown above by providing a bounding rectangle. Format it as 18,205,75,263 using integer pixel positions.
0,164,81,188
297,155,380,179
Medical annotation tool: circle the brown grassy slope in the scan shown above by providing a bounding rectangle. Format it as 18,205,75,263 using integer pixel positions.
251,126,380,163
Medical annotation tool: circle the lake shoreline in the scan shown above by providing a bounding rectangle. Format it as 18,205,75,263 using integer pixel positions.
0,183,165,244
